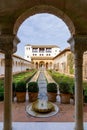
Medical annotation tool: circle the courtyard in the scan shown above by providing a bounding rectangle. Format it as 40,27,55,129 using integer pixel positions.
0,99,87,130
0,97,87,122
0,70,87,130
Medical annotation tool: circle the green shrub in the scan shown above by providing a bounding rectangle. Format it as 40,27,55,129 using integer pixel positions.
48,71,74,94
0,82,4,101
83,82,87,95
28,82,39,92
59,81,71,94
84,87,87,96
47,82,57,93
16,81,26,92
12,82,16,91
13,70,37,83
12,82,16,98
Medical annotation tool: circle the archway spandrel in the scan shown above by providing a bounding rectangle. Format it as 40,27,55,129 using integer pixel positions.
14,5,75,36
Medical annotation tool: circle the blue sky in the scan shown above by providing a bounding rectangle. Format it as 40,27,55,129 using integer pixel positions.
16,13,71,58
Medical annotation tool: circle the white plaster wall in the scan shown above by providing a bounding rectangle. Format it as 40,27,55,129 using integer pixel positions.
51,47,60,57
25,45,32,61
25,45,60,61
0,52,32,76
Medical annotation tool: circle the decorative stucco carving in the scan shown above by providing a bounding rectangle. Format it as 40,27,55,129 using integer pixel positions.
0,34,20,53
68,35,87,54
14,5,75,35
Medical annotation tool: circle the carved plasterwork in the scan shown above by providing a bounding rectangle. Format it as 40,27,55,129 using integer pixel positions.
14,5,75,35
0,34,19,53
68,35,87,54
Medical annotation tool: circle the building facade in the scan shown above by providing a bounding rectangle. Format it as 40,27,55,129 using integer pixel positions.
25,44,60,61
1,46,87,80
25,44,61,69
24,44,87,79
53,48,71,74
54,48,87,80
0,52,32,77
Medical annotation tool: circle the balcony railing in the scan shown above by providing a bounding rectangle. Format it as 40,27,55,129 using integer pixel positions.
32,50,38,52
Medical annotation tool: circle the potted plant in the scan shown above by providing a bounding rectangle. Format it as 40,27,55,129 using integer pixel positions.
28,81,39,102
47,82,57,102
59,81,71,104
15,81,26,102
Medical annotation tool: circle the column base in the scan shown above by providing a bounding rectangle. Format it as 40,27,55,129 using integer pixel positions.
74,125,84,130
3,127,12,130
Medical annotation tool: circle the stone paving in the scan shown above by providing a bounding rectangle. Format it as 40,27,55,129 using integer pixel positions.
0,122,87,130
0,101,87,122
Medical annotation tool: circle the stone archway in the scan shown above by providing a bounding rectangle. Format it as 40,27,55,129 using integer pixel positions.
39,61,45,69
35,62,38,69
13,6,87,130
13,4,79,130
13,5,75,36
49,62,52,69
46,62,48,69
1,2,87,130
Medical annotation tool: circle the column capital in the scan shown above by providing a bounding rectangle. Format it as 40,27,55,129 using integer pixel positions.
68,35,87,54
0,34,20,54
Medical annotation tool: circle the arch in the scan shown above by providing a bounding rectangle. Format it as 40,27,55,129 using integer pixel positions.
13,5,75,36
39,61,45,69
46,62,48,69
49,62,52,69
36,62,38,69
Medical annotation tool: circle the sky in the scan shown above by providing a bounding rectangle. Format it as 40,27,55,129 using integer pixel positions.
15,13,71,58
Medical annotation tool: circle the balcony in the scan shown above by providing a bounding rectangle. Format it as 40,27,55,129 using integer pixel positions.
32,50,38,53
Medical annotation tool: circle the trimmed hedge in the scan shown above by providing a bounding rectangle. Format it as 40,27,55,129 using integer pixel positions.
48,70,74,94
0,82,4,101
59,81,71,94
13,70,37,83
47,82,57,93
15,81,26,92
28,82,39,92
48,70,87,96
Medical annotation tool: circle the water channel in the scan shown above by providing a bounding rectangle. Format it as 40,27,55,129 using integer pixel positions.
26,70,59,117
38,70,48,101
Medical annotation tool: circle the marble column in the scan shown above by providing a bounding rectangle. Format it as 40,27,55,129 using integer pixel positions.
0,34,19,130
68,35,87,130
4,52,13,130
74,51,83,130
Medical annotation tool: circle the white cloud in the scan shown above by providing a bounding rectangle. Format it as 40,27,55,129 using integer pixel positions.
16,13,71,57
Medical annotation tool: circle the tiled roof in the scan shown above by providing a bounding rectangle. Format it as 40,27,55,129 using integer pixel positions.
25,44,59,48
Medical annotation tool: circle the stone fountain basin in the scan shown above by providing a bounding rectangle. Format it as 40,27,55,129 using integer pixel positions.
26,100,59,118
32,100,55,113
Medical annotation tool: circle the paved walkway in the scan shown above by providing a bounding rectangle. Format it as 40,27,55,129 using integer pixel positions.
0,122,87,130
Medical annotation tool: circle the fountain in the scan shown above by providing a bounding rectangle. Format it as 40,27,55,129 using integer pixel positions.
32,99,55,113
26,69,59,117
26,99,59,117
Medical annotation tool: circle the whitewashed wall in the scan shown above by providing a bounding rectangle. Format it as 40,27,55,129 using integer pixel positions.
0,52,32,76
